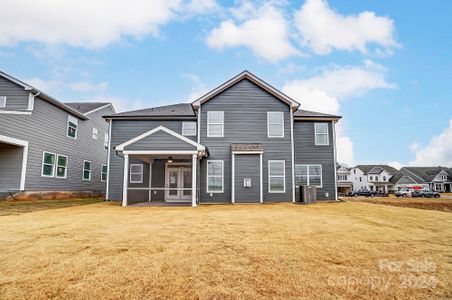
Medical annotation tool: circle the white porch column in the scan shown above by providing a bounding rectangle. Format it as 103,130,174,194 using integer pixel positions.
122,154,129,207
192,154,197,207
260,153,263,203
231,153,235,203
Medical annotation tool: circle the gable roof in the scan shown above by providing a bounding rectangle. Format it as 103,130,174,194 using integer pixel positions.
354,165,399,175
0,70,88,120
400,167,451,182
192,70,300,111
104,103,196,119
65,102,114,115
293,109,341,121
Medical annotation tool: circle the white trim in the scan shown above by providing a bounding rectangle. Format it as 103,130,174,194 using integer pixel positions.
0,71,33,90
267,111,284,138
0,135,29,190
122,154,129,206
27,93,35,110
115,125,205,151
182,121,197,136
206,160,224,193
231,153,235,203
294,117,340,121
207,111,224,137
260,153,263,203
268,160,286,193
148,162,153,202
290,109,295,202
314,123,329,145
84,103,114,116
101,164,108,182
0,110,32,115
106,119,112,199
197,106,201,144
192,154,197,207
0,134,28,147
41,151,56,177
92,127,98,140
0,96,6,108
231,151,264,154
332,121,338,200
82,160,92,181
129,164,143,183
67,115,78,139
55,154,68,179
123,150,198,155
192,71,300,111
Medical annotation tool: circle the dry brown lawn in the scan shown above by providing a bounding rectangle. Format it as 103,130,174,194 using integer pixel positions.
0,201,451,299
0,198,104,216
346,196,452,213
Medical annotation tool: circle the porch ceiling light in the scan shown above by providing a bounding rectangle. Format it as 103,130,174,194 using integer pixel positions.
167,155,173,163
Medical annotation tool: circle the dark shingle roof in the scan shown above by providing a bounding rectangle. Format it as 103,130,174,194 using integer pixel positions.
293,109,341,119
231,144,263,152
369,167,384,174
354,165,399,175
104,103,195,118
64,102,110,114
400,167,451,182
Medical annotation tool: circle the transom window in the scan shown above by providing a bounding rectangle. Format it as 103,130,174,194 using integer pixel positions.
207,160,224,193
207,111,224,137
101,165,108,182
267,112,284,137
295,164,322,187
0,96,6,108
83,160,91,181
67,115,78,139
182,122,197,136
314,123,329,145
41,152,67,178
92,127,98,140
130,164,143,183
268,160,285,193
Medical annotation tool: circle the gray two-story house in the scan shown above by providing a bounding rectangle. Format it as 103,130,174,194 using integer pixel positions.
105,71,341,206
0,71,115,199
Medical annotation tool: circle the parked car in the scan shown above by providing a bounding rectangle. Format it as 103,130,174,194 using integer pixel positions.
412,189,441,198
395,188,412,197
349,190,376,197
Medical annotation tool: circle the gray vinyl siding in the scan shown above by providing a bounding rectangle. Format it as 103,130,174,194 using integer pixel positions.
0,144,23,190
127,157,150,204
0,76,29,110
200,79,293,203
294,121,336,201
124,131,197,151
234,154,260,203
0,78,113,192
108,120,196,200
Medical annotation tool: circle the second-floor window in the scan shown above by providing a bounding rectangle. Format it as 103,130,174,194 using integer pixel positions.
338,174,348,181
207,111,224,137
182,122,197,136
92,128,98,140
369,176,373,181
104,133,109,150
314,123,329,145
0,96,6,108
67,115,78,139
267,112,284,137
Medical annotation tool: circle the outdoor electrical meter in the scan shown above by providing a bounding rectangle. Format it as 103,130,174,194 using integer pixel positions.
244,178,252,188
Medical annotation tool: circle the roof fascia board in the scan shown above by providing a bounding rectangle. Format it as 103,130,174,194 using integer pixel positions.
84,103,115,116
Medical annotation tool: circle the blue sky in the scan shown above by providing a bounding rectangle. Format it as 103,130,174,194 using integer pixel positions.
0,0,451,167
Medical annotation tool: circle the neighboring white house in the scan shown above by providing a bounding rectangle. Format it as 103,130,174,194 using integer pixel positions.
350,165,399,193
336,164,353,195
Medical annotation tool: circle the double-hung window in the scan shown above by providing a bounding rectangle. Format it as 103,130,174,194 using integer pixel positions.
101,165,108,182
207,111,224,137
268,160,285,193
267,112,284,137
207,160,223,193
130,164,143,183
83,160,91,181
104,133,109,150
67,115,78,139
56,155,68,178
314,123,329,145
295,164,322,187
42,152,56,177
92,127,98,140
182,122,197,136
0,96,6,108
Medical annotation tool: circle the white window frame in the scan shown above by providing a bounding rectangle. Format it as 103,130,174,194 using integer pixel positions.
314,123,329,145
295,164,323,188
0,96,6,108
67,115,78,139
55,154,68,179
92,127,98,140
268,160,286,193
104,132,109,150
130,164,143,183
206,160,224,193
267,112,284,138
182,122,197,136
82,160,92,181
41,151,56,177
101,165,108,182
207,111,224,137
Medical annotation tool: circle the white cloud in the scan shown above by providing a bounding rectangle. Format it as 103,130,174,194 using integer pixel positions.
387,161,403,170
206,3,299,62
182,73,209,102
0,0,217,48
25,77,108,94
294,0,397,55
68,81,108,92
409,119,452,166
282,61,395,165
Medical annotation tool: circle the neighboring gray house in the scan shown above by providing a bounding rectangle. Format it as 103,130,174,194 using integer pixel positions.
105,71,341,206
0,71,115,199
399,167,452,192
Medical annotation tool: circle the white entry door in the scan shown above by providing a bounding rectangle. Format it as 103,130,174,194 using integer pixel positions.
165,167,192,201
